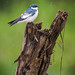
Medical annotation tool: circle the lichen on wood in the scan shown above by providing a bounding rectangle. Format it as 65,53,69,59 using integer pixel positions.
15,11,68,75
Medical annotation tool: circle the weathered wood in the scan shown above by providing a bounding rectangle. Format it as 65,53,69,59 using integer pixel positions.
15,11,68,75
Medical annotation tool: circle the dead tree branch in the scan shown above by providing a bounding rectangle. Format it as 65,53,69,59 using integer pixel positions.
15,10,68,75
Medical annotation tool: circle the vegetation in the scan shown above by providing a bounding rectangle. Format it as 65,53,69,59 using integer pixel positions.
0,0,75,75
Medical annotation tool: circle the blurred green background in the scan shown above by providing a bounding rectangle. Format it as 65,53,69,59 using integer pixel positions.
0,0,75,75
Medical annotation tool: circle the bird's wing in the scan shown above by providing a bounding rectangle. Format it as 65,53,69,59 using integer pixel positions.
21,13,32,19
21,8,36,19
8,16,25,26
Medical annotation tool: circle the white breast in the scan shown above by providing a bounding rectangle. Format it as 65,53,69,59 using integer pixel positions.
24,10,38,22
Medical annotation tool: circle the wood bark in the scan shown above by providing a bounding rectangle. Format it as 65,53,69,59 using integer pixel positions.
15,11,68,75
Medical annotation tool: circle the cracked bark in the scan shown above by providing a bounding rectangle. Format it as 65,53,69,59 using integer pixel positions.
15,10,68,75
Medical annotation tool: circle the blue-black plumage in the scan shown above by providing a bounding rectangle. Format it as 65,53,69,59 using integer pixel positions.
8,4,39,26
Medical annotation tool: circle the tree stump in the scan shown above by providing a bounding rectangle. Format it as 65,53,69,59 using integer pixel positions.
15,11,68,75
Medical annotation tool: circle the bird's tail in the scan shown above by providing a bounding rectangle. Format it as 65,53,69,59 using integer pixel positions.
8,17,24,26
8,19,18,26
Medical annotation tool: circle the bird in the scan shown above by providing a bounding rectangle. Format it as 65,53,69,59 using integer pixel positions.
8,4,39,26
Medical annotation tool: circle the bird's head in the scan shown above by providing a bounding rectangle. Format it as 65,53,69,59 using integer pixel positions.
30,4,39,10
